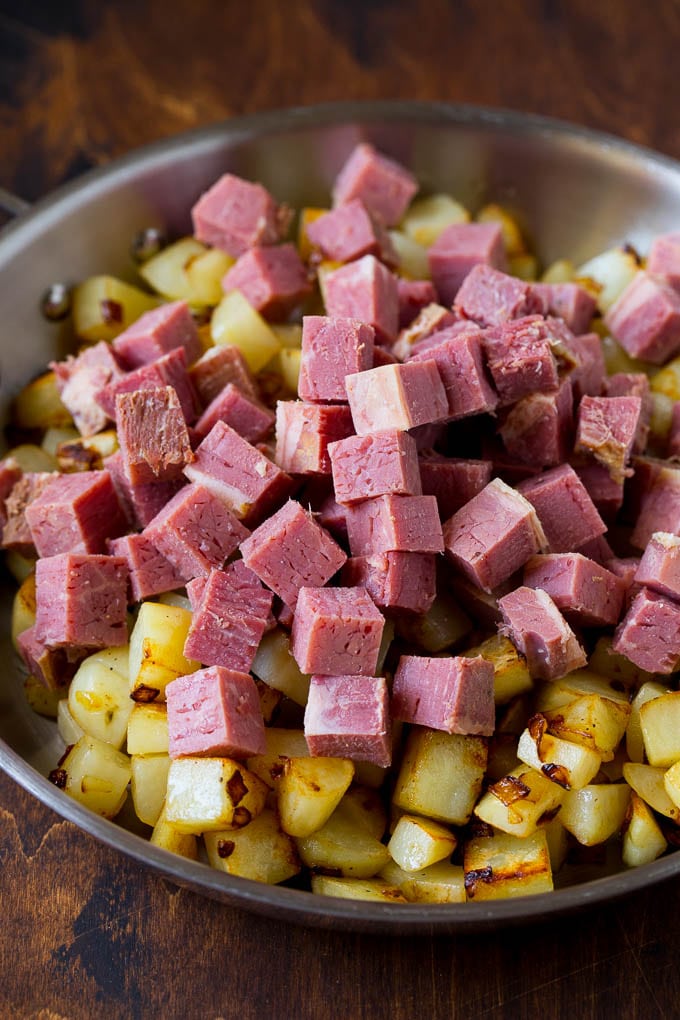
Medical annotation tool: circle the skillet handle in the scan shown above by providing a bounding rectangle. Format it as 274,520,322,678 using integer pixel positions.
0,187,31,218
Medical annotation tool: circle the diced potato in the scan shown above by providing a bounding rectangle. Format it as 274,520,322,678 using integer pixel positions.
640,692,680,767
622,792,668,868
247,728,310,789
204,808,301,884
596,743,629,784
517,715,602,791
127,703,169,755
273,347,302,396
534,667,631,710
559,784,631,846
474,765,565,838
508,253,539,281
576,246,640,313
649,391,674,444
68,646,133,749
395,591,471,652
42,427,79,456
6,551,37,585
56,430,119,473
57,699,85,746
311,876,406,902
388,230,430,279
139,236,234,306
651,355,680,402
271,323,303,349
588,635,653,688
210,290,282,372
295,807,390,878
663,760,680,809
11,572,36,649
12,371,73,430
477,203,526,257
129,602,199,703
23,675,65,719
466,633,533,705
541,259,575,284
155,591,192,611
297,207,328,262
623,762,680,821
627,681,670,763
379,858,466,903
543,816,569,873
185,248,235,306
541,693,630,762
254,678,282,724
73,275,159,341
165,757,268,834
600,334,651,377
392,728,487,826
251,628,310,706
387,814,457,872
278,756,354,838
336,786,387,841
131,754,170,826
463,829,553,900
353,760,390,791
5,444,57,473
401,193,470,247
150,802,199,859
52,735,131,819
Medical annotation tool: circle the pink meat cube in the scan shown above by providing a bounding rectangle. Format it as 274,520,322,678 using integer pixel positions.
195,383,274,443
291,586,384,676
576,534,615,564
604,271,680,364
372,345,399,367
647,232,680,291
17,625,86,691
418,455,492,521
96,347,198,424
392,303,459,361
108,532,185,602
192,173,284,256
575,395,641,484
604,373,652,454
345,494,443,557
305,198,397,266
612,587,680,674
411,326,498,419
443,478,546,593
605,555,641,595
0,458,22,531
52,341,126,437
392,655,495,736
298,315,374,403
573,461,624,521
184,420,292,524
332,143,417,227
480,436,545,487
482,315,560,404
35,553,128,649
25,470,127,557
499,378,573,468
143,482,249,582
189,345,258,406
428,222,506,305
183,563,273,673
315,492,348,544
498,586,587,681
345,360,448,435
222,243,311,320
566,332,606,400
532,282,597,334
304,673,392,768
240,499,347,609
275,402,354,475
630,464,680,549
634,532,680,600
104,450,183,529
523,552,626,627
328,429,421,505
342,551,436,614
1,472,53,551
397,279,438,328
116,386,194,485
517,464,606,553
322,254,399,343
454,264,547,327
112,300,201,370
166,666,266,759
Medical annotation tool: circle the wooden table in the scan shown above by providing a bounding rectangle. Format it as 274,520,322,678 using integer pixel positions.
2,1,680,1016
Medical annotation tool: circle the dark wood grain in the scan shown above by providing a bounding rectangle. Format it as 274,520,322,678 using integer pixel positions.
3,1,680,1017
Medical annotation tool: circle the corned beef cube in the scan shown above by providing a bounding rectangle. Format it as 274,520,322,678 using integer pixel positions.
575,395,641,484
447,574,505,628
328,429,421,505
35,553,128,648
166,666,266,759
315,492,348,544
342,551,436,614
454,264,547,327
634,531,680,600
112,300,201,370
332,142,418,226
0,458,22,531
604,271,680,364
573,461,624,521
195,383,274,443
428,222,506,305
629,463,680,548
221,243,312,320
192,173,285,256
275,402,354,475
17,625,86,691
189,345,258,406
1,472,54,551
240,499,347,609
532,282,597,334
517,464,606,553
612,587,680,674
322,255,399,343
298,315,374,403
566,332,606,400
605,555,641,596
104,450,183,529
480,436,544,487
143,482,249,581
116,386,193,485
345,360,448,435
647,232,680,291
26,470,127,557
392,655,495,736
443,478,546,593
523,552,626,627
184,420,292,524
96,347,198,424
372,345,399,367
498,586,587,681
481,316,560,404
576,534,615,564
304,673,391,768
183,563,273,673
392,303,459,361
291,586,384,676
52,341,125,437
499,378,573,468
397,279,438,328
411,326,498,419
305,198,398,266
605,373,652,454
419,455,492,521
345,494,443,557
108,532,184,602
408,421,447,452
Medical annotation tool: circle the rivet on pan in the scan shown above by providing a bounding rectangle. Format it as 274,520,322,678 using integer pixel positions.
131,227,167,263
40,283,72,322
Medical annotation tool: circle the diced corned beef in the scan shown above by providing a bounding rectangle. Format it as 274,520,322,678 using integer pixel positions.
291,586,384,676
565,332,606,400
240,499,347,609
573,461,624,521
345,494,444,557
443,478,546,593
143,482,249,581
604,271,680,364
116,386,194,485
189,345,258,406
315,493,348,544
104,450,183,529
304,673,391,768
183,420,292,524
454,264,548,327
418,455,492,521
322,255,399,344
192,173,285,256
52,341,125,437
623,455,670,526
428,222,506,306
634,531,680,600
305,198,398,267
480,436,545,486
297,315,375,403
397,279,438,328
183,562,273,673
447,575,506,628
345,360,448,435
498,586,587,681
605,555,641,594
481,316,560,404
604,373,651,454
195,383,275,444
341,551,436,615
332,142,418,227
408,421,448,453
35,553,128,648
328,429,421,505
499,378,573,468
532,282,597,334
392,654,495,736
523,552,625,627
25,470,127,557
612,587,680,674
166,666,266,759
17,624,87,691
108,532,185,602
630,463,680,549
185,575,208,611
575,394,641,484
221,243,312,320
0,458,22,530
112,300,201,370
372,345,399,367
392,303,459,361
647,232,680,291
275,402,354,475
576,534,615,564
517,464,606,553
668,402,680,458
96,347,198,424
411,326,498,420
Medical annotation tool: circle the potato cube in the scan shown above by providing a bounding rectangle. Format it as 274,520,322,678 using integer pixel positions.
535,668,631,711
165,757,268,834
13,371,73,430
516,715,601,791
295,808,390,878
576,246,640,313
23,675,65,719
129,602,199,703
623,762,680,821
150,802,199,860
140,237,234,305
622,792,668,868
465,633,533,705
559,784,631,846
204,808,301,885
275,348,302,396
664,760,680,809
335,786,387,841
388,231,430,279
392,728,487,826
474,766,565,838
476,203,526,256
278,756,354,838
251,629,310,706
57,699,85,745
387,814,457,872
73,275,159,341
542,693,630,762
297,207,328,262
401,193,470,247
210,290,282,372
541,259,575,284
68,646,132,749
627,681,670,763
127,703,169,755
52,735,131,819
379,858,466,903
463,829,553,900
395,592,471,653
6,444,57,473
246,728,309,790
131,754,170,826
310,876,406,902
543,816,569,873
651,355,680,401
640,692,680,767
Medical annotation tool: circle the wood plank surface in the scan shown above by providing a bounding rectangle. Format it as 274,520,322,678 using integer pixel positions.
2,1,680,1017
